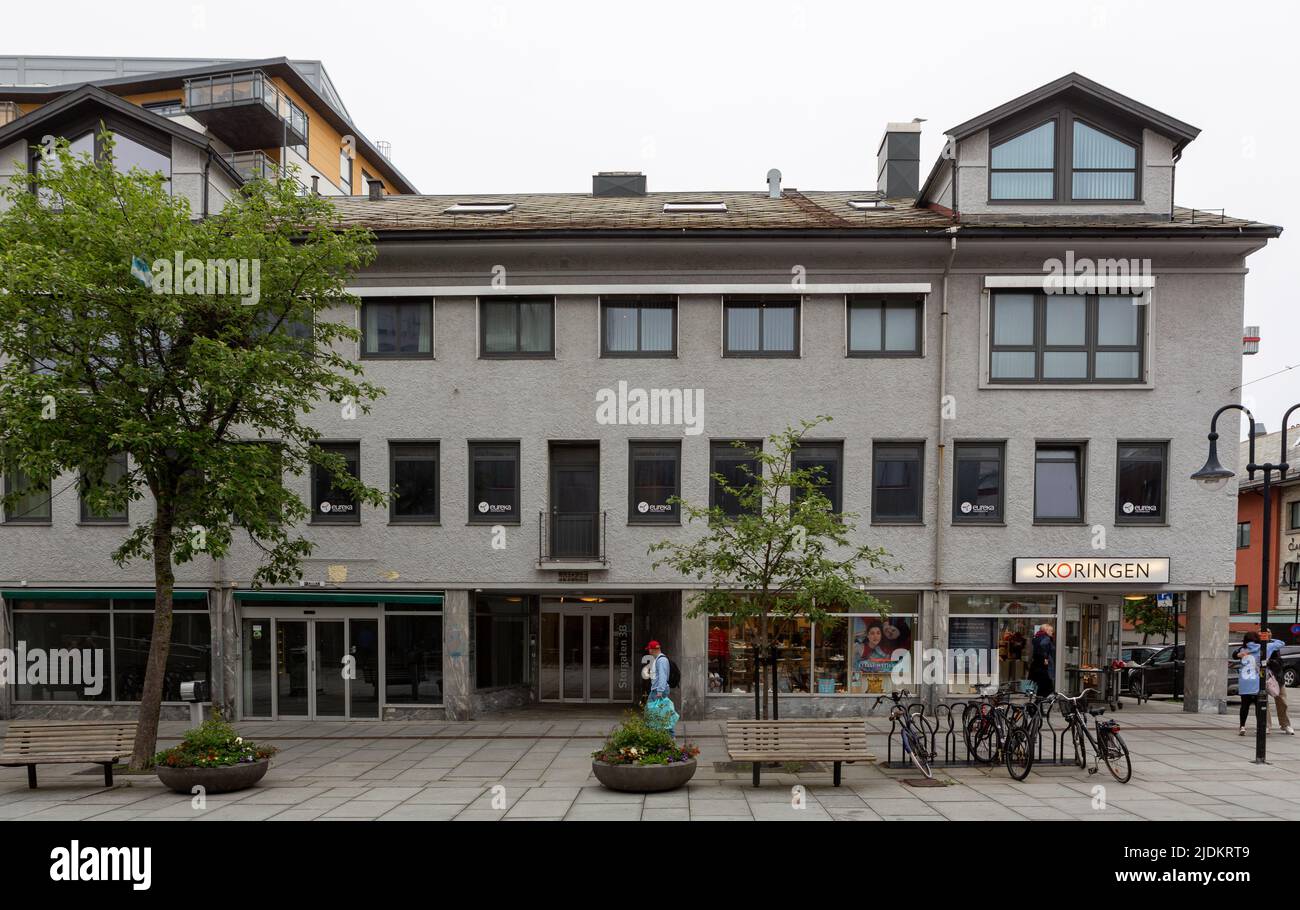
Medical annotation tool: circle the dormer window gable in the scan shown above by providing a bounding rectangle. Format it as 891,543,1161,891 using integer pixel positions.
987,106,1143,203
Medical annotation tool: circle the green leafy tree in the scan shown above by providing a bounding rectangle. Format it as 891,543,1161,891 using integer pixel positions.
650,417,896,718
0,134,385,767
1124,594,1175,643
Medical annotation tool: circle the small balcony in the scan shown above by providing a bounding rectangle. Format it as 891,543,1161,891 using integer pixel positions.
538,510,607,568
183,70,308,149
0,101,20,127
224,150,277,181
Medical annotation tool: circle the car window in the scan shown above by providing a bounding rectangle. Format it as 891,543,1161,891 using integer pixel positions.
1152,648,1172,664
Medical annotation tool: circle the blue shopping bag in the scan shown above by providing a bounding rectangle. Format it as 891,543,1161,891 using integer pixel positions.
645,695,680,733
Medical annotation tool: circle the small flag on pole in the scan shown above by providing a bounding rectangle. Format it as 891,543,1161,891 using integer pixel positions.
130,256,152,288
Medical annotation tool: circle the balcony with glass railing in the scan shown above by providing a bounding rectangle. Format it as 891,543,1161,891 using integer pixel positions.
0,101,20,127
183,70,308,148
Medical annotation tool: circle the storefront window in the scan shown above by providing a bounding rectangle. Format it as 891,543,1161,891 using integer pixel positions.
947,594,1056,695
473,595,531,689
9,596,210,702
708,594,919,696
384,613,443,704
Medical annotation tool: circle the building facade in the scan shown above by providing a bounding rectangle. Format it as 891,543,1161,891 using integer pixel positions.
0,73,1281,721
1232,427,1300,636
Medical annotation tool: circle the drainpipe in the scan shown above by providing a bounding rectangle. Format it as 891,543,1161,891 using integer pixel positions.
930,228,959,710
202,148,212,217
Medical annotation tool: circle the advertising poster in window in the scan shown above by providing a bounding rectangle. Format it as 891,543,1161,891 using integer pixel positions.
849,615,913,694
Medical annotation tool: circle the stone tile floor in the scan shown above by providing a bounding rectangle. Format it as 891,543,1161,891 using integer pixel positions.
3,700,1299,821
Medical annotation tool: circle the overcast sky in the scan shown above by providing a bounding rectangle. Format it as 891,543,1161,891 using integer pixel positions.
17,0,1299,438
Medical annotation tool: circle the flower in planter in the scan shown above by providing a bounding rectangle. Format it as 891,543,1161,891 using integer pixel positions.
151,710,277,770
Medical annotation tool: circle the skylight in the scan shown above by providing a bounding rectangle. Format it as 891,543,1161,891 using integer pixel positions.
663,201,727,213
444,202,516,214
849,199,894,211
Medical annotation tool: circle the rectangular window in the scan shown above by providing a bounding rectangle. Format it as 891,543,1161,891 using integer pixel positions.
339,148,352,195
3,465,50,523
723,298,799,357
847,296,922,356
710,440,762,518
1289,501,1300,532
1071,120,1137,201
384,613,442,704
628,441,680,524
953,443,1003,523
872,443,923,522
480,297,554,357
1237,522,1251,549
1034,444,1085,523
469,442,520,523
1230,585,1249,616
80,452,129,523
311,442,360,524
601,297,676,356
362,299,432,358
990,292,1144,383
1116,442,1166,523
990,121,1056,200
474,595,531,689
389,443,439,522
947,594,1057,695
793,443,843,514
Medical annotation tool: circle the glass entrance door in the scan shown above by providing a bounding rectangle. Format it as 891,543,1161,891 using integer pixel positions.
539,599,635,703
244,617,374,719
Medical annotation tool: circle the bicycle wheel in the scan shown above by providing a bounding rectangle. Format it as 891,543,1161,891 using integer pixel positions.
1070,721,1087,769
964,713,994,763
1100,729,1132,783
905,728,934,779
1004,727,1033,781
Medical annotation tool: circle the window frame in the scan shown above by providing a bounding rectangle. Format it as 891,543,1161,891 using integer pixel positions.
1114,441,1168,525
627,440,682,525
988,118,1058,202
846,295,924,357
1288,501,1300,532
1033,442,1087,525
986,105,1143,204
792,442,844,515
871,442,925,524
1237,521,1252,549
600,296,678,358
389,441,440,524
339,147,353,195
310,441,361,525
3,466,52,525
1070,117,1139,202
710,440,763,519
79,452,129,525
989,291,1145,384
722,297,801,358
360,297,434,360
951,441,1005,524
1230,585,1249,616
478,296,556,359
468,441,521,525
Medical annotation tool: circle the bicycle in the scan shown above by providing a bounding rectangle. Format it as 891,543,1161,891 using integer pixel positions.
962,683,1023,765
872,690,934,779
1003,690,1060,780
1056,687,1132,783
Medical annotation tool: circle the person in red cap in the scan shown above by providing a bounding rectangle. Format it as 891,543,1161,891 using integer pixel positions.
646,640,678,737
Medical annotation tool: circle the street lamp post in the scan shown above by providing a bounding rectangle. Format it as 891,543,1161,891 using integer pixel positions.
1191,402,1300,764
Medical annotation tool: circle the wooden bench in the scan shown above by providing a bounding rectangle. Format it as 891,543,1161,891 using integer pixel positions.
726,719,875,787
0,721,137,789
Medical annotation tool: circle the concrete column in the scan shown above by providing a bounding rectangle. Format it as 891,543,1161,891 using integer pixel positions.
442,589,471,720
1184,590,1229,714
0,597,12,720
214,587,239,721
679,591,707,720
924,590,949,710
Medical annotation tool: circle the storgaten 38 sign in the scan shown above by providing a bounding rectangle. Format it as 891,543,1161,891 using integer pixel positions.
1013,557,1171,585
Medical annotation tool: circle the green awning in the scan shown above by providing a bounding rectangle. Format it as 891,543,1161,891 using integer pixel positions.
0,589,208,601
234,590,444,606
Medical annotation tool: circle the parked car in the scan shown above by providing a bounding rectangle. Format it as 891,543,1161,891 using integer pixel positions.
1128,644,1184,698
1122,645,1162,666
1227,643,1300,696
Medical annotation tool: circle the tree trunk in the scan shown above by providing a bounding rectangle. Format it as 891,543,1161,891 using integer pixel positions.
130,515,176,770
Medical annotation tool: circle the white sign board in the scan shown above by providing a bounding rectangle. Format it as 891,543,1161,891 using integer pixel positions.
1013,557,1170,585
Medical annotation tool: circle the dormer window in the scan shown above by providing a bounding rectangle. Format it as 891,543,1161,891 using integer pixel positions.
1071,121,1137,199
988,113,1140,203
990,121,1056,200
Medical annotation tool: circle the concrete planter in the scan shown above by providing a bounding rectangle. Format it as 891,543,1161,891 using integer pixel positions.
592,758,696,792
156,758,270,794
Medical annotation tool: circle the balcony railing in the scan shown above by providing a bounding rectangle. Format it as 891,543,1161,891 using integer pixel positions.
0,101,19,127
538,510,607,564
183,70,308,148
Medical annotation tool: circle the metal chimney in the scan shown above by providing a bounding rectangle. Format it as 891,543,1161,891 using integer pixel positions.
876,121,923,199
767,168,782,199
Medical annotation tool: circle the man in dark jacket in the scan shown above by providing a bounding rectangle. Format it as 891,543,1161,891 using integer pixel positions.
1029,624,1056,697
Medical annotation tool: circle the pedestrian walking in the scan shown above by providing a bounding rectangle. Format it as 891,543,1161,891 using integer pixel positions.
645,640,679,738
1236,631,1283,735
1266,645,1295,734
1029,623,1056,697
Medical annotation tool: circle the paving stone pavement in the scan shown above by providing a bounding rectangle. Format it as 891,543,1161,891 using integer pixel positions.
3,701,1299,821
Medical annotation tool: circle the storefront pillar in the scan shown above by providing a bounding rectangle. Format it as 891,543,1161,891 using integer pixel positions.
213,587,238,720
924,590,949,709
0,597,12,720
680,592,707,720
442,589,472,720
1184,589,1229,714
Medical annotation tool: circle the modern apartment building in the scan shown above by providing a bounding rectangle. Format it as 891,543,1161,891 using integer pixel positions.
0,54,417,215
0,73,1280,723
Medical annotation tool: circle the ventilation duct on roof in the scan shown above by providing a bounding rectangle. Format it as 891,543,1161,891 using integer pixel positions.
876,120,922,199
593,172,646,197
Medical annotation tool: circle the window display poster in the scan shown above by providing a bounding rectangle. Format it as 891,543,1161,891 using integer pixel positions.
850,616,913,693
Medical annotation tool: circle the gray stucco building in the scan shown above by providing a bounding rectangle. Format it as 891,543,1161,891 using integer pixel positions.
0,73,1281,722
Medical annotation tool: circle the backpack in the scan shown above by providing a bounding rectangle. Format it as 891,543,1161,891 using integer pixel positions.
666,656,681,689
